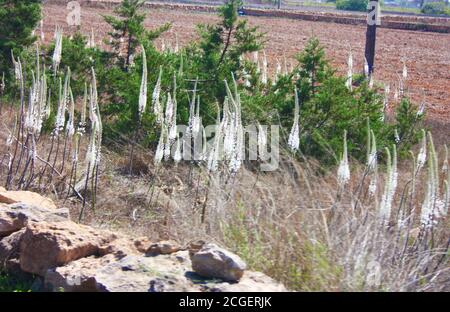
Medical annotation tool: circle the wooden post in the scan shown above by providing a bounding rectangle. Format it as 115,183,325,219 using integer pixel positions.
364,0,380,77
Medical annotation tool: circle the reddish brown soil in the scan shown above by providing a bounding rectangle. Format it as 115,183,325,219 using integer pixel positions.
42,3,449,142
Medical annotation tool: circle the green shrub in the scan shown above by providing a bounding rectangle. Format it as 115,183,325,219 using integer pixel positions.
336,0,368,11
421,2,450,16
0,272,34,292
0,0,41,80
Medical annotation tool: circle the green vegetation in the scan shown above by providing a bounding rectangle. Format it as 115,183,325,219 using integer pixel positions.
0,272,34,292
3,0,422,164
336,0,369,12
421,2,450,16
0,0,41,79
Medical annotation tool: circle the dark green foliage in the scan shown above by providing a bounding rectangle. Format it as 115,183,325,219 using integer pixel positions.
394,97,425,157
188,0,264,105
0,272,34,292
336,0,369,12
0,0,41,79
421,2,450,16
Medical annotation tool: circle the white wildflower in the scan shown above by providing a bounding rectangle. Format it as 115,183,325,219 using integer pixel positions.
337,130,351,186
287,89,300,152
346,51,353,90
138,46,147,121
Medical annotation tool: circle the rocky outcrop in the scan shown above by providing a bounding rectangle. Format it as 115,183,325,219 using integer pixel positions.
19,221,118,276
0,203,69,237
0,188,57,209
0,190,287,292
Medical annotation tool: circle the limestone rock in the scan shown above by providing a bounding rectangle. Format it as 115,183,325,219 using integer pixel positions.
0,203,69,236
0,228,26,274
147,240,181,255
19,221,117,276
133,237,153,253
45,251,195,292
0,189,57,209
191,243,247,282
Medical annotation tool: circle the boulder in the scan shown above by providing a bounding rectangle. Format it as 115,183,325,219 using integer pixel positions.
0,228,26,274
147,240,181,255
0,203,69,236
190,243,247,282
0,189,57,210
45,251,194,292
19,221,117,276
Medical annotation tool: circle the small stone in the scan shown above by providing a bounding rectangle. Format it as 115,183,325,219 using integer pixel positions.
147,240,181,255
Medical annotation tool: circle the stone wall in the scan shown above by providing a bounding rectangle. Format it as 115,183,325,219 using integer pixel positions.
0,188,286,292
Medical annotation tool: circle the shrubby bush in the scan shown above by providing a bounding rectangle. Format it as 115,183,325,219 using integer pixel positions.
421,2,450,16
336,0,368,12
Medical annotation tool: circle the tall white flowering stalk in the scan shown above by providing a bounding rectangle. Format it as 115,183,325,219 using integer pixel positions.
416,130,427,174
394,129,400,144
224,76,244,173
85,67,102,175
417,101,426,117
77,83,88,136
0,72,5,94
11,51,22,82
393,87,399,101
168,75,178,143
287,89,300,152
442,145,448,174
207,107,224,172
138,46,147,121
253,51,260,74
273,59,282,84
364,57,369,77
66,87,75,138
337,130,351,187
87,28,96,48
52,27,63,73
346,51,353,91
192,95,201,139
54,77,64,135
40,20,45,42
165,93,174,132
368,74,374,89
173,133,182,164
368,130,378,196
258,124,267,160
155,122,168,165
283,55,289,75
261,50,268,85
420,132,440,228
187,80,198,140
402,61,408,80
379,145,398,225
174,33,179,53
222,97,234,160
152,66,163,124
243,67,251,87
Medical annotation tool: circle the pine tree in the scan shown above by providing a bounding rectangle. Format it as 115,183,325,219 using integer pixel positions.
0,0,41,77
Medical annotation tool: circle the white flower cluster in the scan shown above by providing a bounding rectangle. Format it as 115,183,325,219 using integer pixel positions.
337,130,350,187
379,145,398,225
52,26,63,73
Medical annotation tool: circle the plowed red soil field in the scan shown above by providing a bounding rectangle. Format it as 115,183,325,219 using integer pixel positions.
42,2,449,142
